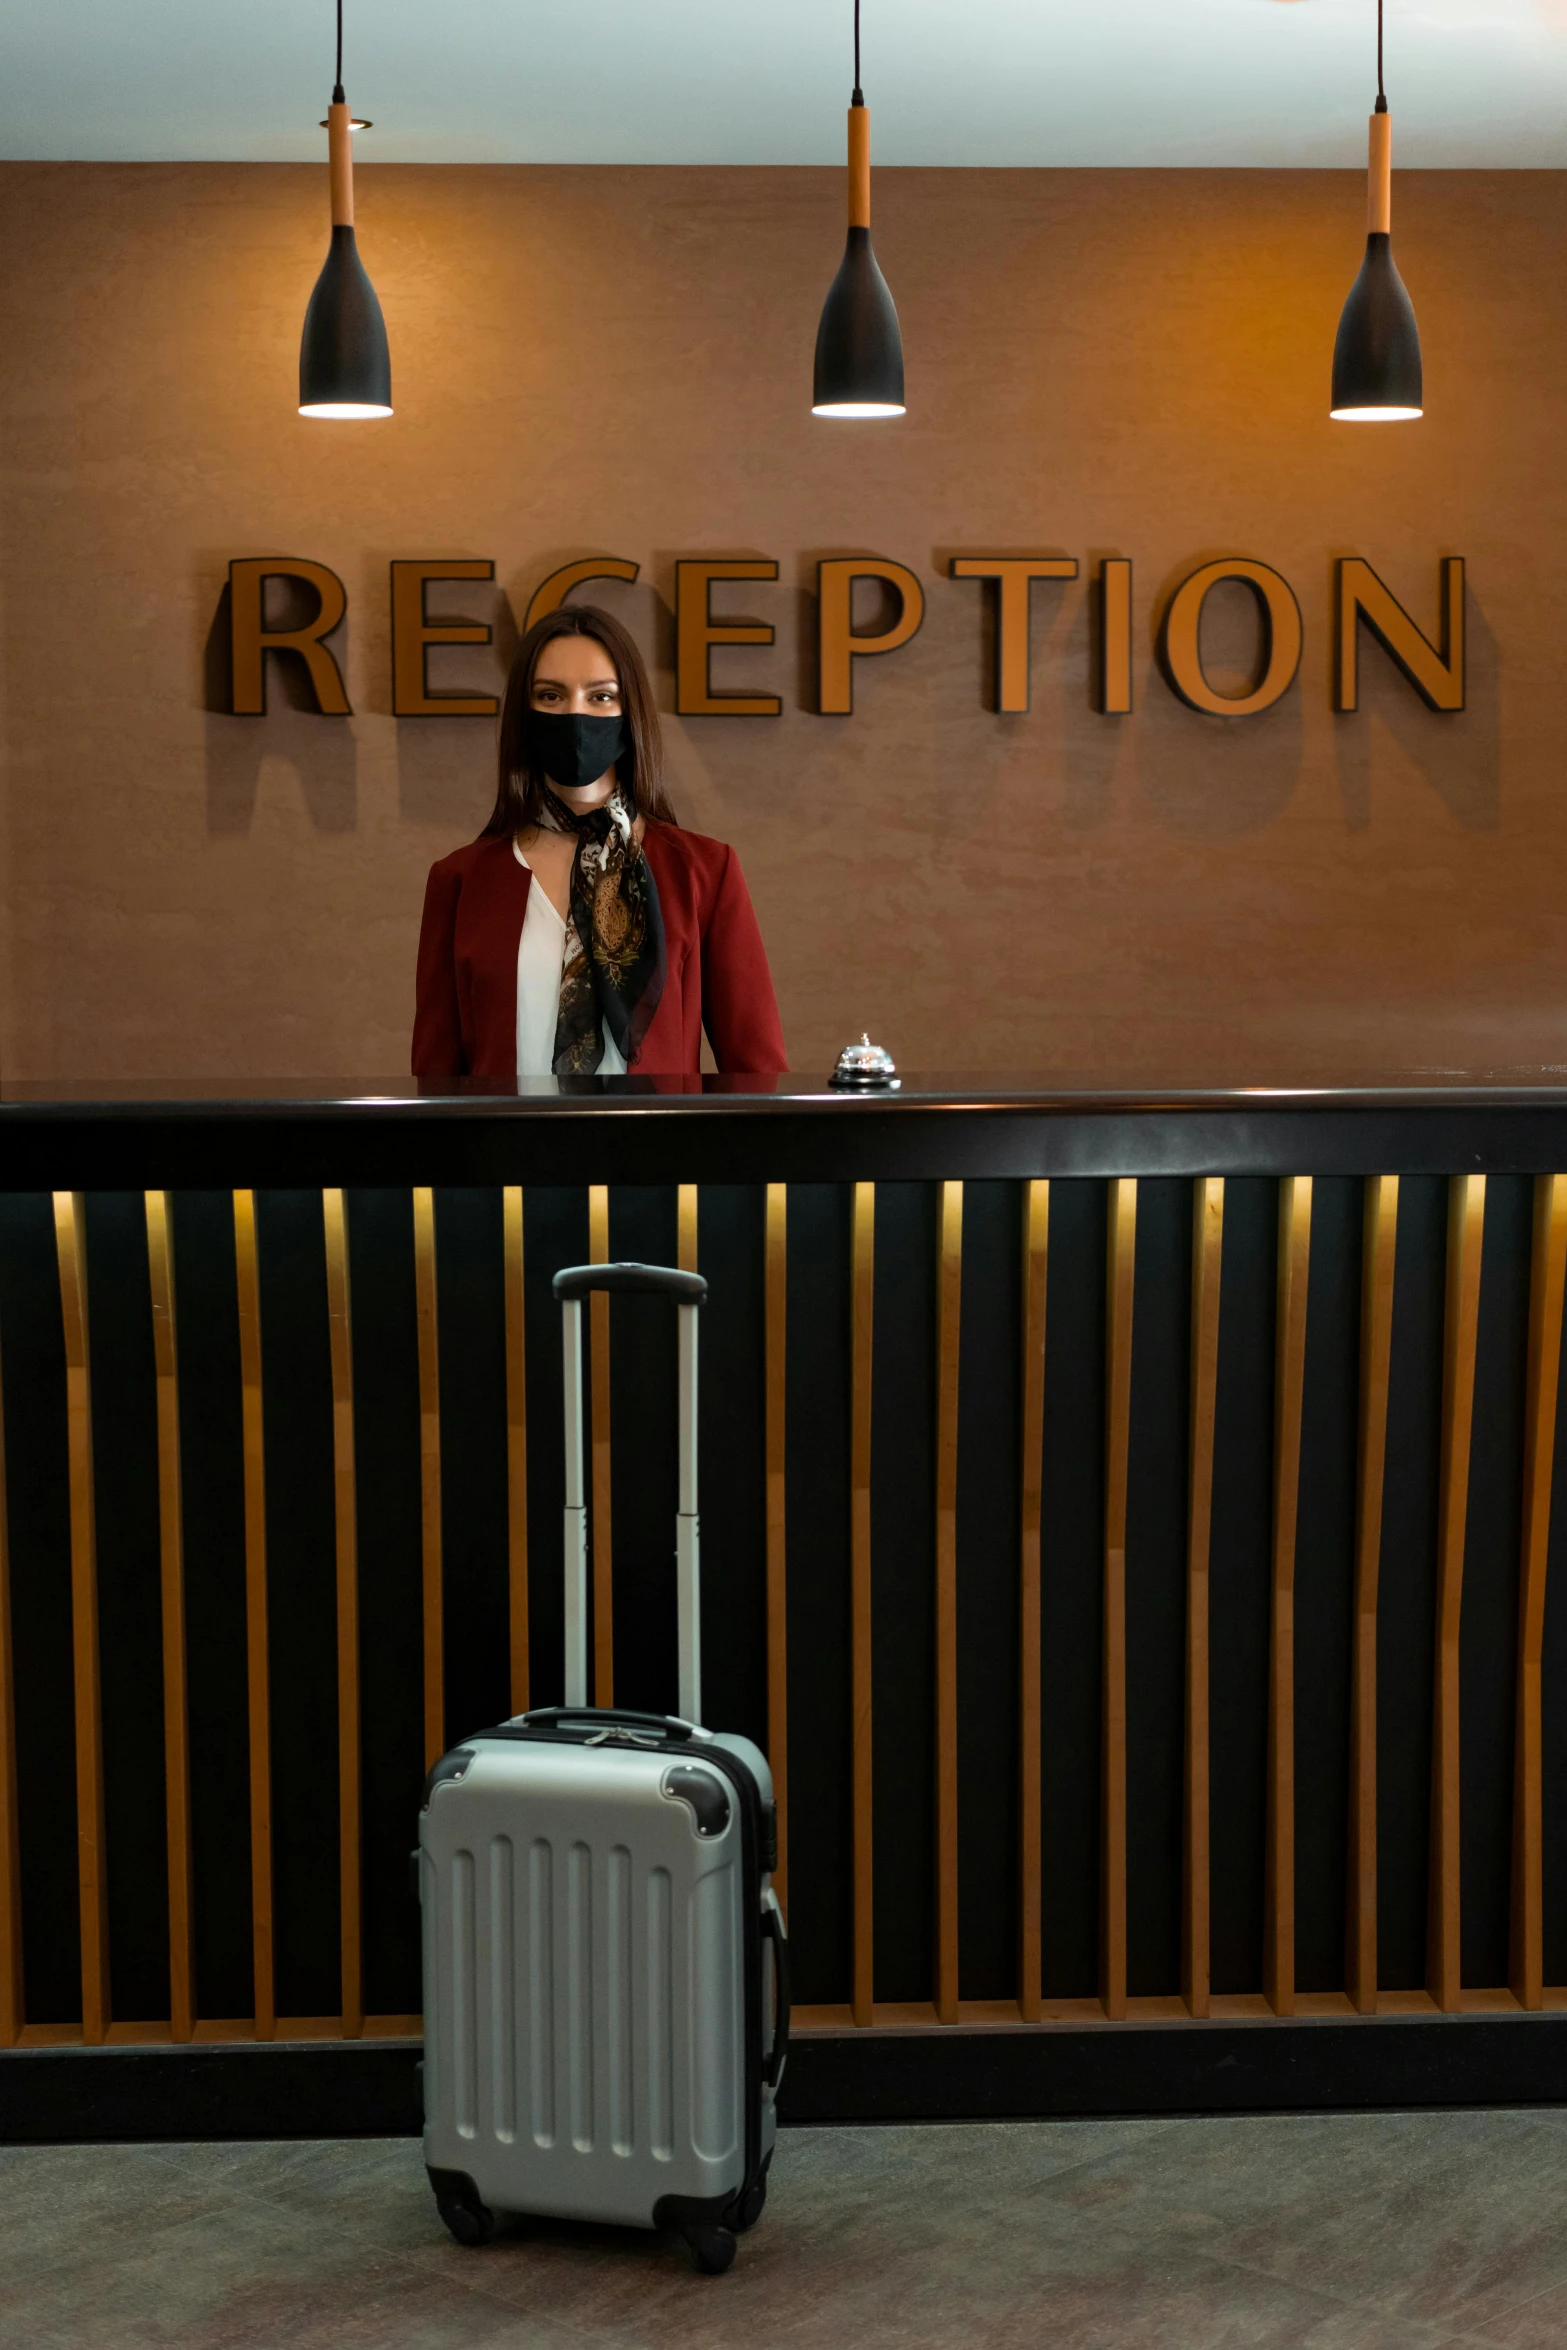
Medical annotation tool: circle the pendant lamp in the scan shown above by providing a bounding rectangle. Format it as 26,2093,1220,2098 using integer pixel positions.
299,0,392,419
812,0,905,418
1330,0,1422,421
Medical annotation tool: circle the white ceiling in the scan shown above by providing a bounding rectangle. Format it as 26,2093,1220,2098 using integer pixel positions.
2,1,1565,168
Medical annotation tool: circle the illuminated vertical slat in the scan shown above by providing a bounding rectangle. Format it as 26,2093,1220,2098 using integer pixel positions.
0,1312,21,2046
1431,1173,1486,2014
588,1186,613,1707
677,1186,698,1277
1348,1175,1399,2015
1184,1177,1224,2019
1018,1180,1049,2023
233,1189,274,2038
54,1193,109,2045
1265,1175,1312,2018
1512,1173,1567,2011
503,1188,529,1717
322,1189,362,2039
934,1182,962,2025
765,1185,789,1910
145,1192,195,2043
1101,1178,1136,2022
851,1181,875,2026
413,1187,444,1769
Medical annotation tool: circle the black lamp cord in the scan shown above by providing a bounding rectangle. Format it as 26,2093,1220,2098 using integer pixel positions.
1375,0,1386,115
852,0,863,108
333,0,345,107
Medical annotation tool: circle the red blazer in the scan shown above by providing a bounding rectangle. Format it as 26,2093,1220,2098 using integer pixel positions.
412,823,787,1078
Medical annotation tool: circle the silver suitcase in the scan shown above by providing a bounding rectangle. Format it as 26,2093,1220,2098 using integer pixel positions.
418,1261,790,2275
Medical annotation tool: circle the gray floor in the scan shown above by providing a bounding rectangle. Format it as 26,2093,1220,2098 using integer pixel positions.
4,2111,1567,2348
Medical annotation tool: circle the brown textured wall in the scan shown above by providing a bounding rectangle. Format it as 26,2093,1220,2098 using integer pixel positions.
0,161,1563,1081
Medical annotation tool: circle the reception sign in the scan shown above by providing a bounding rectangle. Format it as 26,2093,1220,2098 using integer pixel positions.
224,551,1466,721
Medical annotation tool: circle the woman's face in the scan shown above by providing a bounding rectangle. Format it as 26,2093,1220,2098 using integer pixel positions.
527,633,624,806
529,633,623,720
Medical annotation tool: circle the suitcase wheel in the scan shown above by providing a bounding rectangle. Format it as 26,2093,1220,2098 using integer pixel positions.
681,2224,737,2276
440,2196,497,2249
729,2175,767,2234
428,2167,498,2248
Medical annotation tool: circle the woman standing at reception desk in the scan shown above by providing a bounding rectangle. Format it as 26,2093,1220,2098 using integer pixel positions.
413,606,786,1078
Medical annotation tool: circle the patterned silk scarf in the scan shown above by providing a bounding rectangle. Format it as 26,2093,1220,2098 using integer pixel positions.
540,787,666,1076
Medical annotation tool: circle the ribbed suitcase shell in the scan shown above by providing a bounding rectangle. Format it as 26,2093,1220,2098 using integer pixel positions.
421,1729,776,2229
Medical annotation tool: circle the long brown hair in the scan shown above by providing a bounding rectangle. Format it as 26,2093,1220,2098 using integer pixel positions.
483,604,676,839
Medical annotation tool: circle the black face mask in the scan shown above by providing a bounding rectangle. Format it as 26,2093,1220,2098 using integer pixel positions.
525,709,626,794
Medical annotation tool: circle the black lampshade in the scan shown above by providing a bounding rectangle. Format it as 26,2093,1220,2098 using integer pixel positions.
1331,233,1422,420
299,225,392,418
813,228,905,418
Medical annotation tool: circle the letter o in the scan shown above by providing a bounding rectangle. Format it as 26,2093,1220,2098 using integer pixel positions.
1160,559,1302,719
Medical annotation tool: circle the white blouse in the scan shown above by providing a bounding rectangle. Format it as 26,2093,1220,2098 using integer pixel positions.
513,843,626,1079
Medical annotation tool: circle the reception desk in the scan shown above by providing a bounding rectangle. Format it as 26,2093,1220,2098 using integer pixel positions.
1,1074,1565,2135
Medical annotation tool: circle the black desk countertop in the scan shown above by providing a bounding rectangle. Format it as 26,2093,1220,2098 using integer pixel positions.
4,1070,1567,1185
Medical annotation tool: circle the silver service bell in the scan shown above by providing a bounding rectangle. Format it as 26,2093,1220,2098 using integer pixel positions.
829,1034,900,1090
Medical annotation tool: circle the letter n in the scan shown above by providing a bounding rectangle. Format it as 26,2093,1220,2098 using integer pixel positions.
1336,557,1464,713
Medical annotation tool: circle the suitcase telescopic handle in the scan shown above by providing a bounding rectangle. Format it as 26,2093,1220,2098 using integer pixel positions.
556,1262,704,1721
552,1263,707,1304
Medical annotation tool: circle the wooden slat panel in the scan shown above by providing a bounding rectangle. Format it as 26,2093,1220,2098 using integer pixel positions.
1349,1174,1399,2015
1512,1173,1567,2010
765,1183,789,1911
503,1188,529,1716
1018,1179,1049,2024
851,1181,875,2026
145,1192,195,2044
1265,1175,1312,2018
322,1190,362,2040
412,1187,443,1770
1102,1178,1136,2022
53,1193,109,2046
232,1189,274,2039
0,1306,21,2046
1184,1177,1224,2019
1431,1173,1486,2014
934,1181,963,2024
588,1185,613,1707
